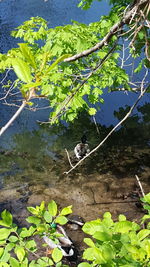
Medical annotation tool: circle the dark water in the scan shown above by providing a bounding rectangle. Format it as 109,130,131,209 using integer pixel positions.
0,0,150,228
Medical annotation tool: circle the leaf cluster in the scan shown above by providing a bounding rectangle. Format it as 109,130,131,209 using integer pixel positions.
0,201,72,267
0,194,150,266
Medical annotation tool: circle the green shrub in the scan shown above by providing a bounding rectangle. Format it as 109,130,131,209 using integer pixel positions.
0,194,150,266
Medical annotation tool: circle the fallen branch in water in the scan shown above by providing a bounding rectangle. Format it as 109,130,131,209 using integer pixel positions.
65,149,74,168
135,175,145,197
64,82,149,175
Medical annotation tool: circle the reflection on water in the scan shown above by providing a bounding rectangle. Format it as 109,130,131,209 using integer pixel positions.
0,103,150,187
0,1,150,233
0,103,150,252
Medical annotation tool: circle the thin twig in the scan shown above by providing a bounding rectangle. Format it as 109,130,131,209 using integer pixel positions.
65,149,74,168
50,41,118,124
135,175,145,197
64,84,149,175
0,100,27,137
93,116,100,135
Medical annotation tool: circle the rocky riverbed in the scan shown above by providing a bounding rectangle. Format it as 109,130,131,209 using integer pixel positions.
0,144,150,265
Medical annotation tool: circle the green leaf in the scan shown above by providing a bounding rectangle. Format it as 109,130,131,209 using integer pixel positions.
39,201,45,213
93,231,111,241
83,247,105,264
119,214,126,221
114,221,132,233
9,257,20,267
47,54,72,72
0,210,12,227
84,238,95,247
8,236,18,243
82,219,102,235
20,226,36,238
26,240,37,250
137,229,150,241
18,43,36,69
78,263,91,267
88,107,97,115
48,201,57,217
27,207,39,216
15,246,25,262
52,248,63,263
102,244,115,261
5,243,15,252
141,214,150,223
103,212,112,219
134,61,143,73
43,211,52,223
26,216,41,225
0,262,10,267
0,250,10,262
60,206,72,216
11,58,32,83
141,193,150,204
0,248,4,258
0,228,11,240
55,216,68,225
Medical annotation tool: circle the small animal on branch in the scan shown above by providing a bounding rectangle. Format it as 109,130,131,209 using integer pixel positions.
74,134,90,160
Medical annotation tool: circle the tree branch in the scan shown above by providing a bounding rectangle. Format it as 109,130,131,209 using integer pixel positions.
0,87,36,137
50,41,118,124
0,100,27,137
63,0,149,63
64,83,149,175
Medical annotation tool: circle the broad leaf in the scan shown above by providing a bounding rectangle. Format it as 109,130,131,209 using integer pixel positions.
55,216,68,225
9,257,20,267
15,246,25,262
78,263,91,267
11,58,32,83
93,231,111,241
43,211,52,223
84,238,95,247
47,54,71,72
60,205,72,216
0,228,11,240
1,210,12,227
52,248,63,263
18,43,36,69
82,219,102,235
137,229,150,241
48,201,57,217
26,216,41,225
114,221,132,233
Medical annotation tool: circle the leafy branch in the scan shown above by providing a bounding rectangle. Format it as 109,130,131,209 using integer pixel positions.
64,0,149,62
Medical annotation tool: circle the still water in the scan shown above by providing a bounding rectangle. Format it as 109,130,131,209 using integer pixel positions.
0,0,150,228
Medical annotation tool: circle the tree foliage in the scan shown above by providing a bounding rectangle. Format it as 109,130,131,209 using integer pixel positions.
0,0,149,132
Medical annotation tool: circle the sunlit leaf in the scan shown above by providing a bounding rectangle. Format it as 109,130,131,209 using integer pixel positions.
52,248,63,263
11,58,32,83
48,201,57,217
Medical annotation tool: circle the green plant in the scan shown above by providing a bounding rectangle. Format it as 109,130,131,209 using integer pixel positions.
0,194,150,266
0,200,72,266
79,193,150,267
